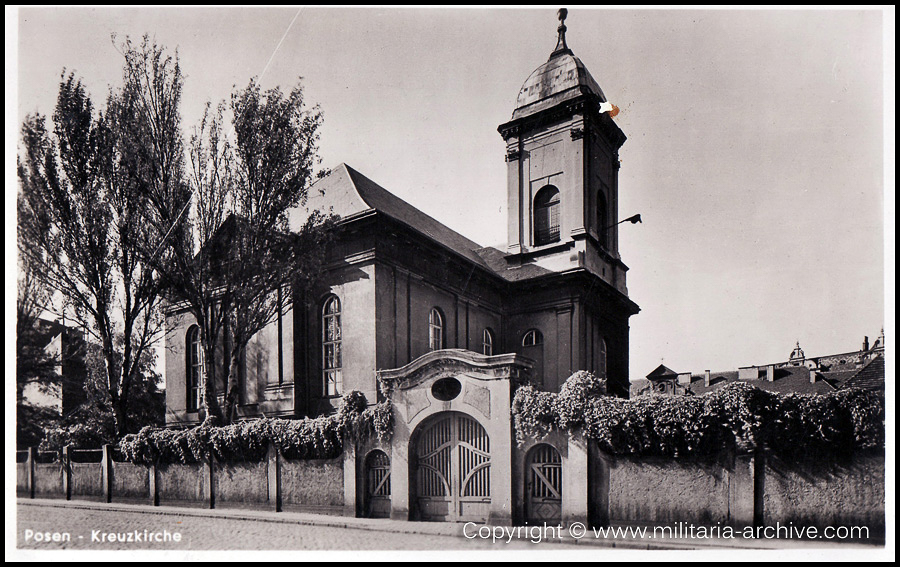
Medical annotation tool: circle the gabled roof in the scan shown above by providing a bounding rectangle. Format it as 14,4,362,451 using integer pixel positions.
292,164,493,272
646,364,679,380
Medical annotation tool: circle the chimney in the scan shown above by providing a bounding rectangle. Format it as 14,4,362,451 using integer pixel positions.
863,336,869,351
767,365,775,382
704,370,710,387
810,369,816,384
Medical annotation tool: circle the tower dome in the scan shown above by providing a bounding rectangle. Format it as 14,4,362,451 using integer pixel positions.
512,8,607,121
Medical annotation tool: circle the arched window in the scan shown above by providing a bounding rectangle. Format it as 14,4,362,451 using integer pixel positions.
522,329,543,347
322,296,342,397
186,325,202,412
522,329,545,388
597,189,609,249
429,308,444,351
483,328,495,356
534,186,561,246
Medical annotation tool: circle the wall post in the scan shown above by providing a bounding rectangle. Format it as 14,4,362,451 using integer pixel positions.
101,444,113,503
562,430,589,527
753,450,766,528
27,447,36,499
62,445,72,500
149,463,159,506
729,452,756,527
267,442,282,512
207,456,216,509
342,438,357,517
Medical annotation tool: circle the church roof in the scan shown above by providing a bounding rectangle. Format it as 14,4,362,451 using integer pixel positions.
294,164,494,272
512,53,606,121
511,9,607,121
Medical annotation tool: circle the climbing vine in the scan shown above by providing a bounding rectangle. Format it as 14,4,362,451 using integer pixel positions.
512,372,884,461
119,391,393,466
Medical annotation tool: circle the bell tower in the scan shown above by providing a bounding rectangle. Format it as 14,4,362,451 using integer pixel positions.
498,9,630,295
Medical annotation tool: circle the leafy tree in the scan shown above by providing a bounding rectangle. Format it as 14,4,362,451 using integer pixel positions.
146,79,336,424
17,35,181,438
39,341,165,451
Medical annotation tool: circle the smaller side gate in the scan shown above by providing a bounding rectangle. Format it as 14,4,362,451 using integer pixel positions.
525,444,562,524
365,450,391,518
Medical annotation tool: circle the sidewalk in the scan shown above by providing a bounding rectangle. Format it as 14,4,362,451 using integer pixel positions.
16,498,884,551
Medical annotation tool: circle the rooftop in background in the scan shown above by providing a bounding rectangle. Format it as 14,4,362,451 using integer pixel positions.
632,332,886,397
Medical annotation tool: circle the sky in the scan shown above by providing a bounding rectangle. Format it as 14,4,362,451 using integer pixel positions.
8,6,893,383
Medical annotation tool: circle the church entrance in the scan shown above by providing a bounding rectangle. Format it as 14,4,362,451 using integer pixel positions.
413,412,491,522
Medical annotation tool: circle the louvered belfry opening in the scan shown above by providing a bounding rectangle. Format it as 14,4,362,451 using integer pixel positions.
534,186,561,246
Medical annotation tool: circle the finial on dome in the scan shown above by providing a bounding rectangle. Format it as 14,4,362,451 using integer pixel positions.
551,8,572,58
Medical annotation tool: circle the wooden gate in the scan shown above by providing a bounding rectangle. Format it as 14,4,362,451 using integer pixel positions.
525,444,562,524
415,413,491,522
364,450,391,518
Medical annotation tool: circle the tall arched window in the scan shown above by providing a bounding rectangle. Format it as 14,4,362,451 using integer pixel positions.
521,329,545,388
429,308,444,351
534,186,561,246
322,296,342,397
483,328,495,356
186,325,202,412
597,189,609,249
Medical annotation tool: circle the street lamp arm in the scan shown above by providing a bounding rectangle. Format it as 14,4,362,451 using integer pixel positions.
605,214,642,230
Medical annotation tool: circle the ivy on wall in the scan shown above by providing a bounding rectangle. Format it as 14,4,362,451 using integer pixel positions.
119,391,393,466
512,372,884,461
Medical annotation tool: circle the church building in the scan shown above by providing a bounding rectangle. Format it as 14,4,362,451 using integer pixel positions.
165,10,640,524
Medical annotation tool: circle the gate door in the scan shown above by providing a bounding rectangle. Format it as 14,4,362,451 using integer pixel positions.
415,413,491,522
365,450,391,518
525,444,562,524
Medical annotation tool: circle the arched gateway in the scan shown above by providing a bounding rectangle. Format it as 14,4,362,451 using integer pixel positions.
376,349,533,524
412,411,491,522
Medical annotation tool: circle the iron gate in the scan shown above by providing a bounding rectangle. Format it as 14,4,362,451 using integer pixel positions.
365,450,391,518
415,413,491,521
525,444,562,524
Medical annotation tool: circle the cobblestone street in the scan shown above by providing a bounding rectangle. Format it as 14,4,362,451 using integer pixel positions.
15,501,580,551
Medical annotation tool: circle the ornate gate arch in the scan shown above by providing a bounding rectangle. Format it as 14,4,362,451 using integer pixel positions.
412,412,491,522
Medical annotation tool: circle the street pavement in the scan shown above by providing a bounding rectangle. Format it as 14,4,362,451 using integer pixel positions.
16,499,576,551
14,498,888,556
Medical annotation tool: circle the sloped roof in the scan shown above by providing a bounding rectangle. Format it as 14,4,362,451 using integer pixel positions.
754,366,835,395
684,371,739,396
473,246,556,282
818,369,860,389
646,364,679,380
841,356,885,391
293,164,493,272
682,367,836,396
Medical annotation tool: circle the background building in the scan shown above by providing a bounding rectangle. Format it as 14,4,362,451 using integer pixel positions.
634,331,886,397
